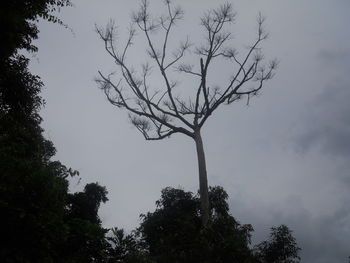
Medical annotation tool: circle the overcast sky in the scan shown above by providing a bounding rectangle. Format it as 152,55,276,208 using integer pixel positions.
30,0,349,262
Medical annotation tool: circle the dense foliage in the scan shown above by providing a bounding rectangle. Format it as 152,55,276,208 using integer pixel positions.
61,183,110,263
0,0,71,60
137,187,253,263
106,187,301,263
0,0,109,262
253,225,301,263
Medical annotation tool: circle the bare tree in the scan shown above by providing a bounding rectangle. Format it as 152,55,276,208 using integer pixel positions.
96,0,276,226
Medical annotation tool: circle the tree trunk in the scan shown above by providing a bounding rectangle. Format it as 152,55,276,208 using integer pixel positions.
194,129,210,226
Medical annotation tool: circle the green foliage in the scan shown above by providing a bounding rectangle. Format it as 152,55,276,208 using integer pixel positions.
0,155,70,262
0,1,111,262
136,187,254,263
253,225,301,263
105,187,301,263
61,183,110,263
0,0,72,60
0,54,70,261
66,183,108,224
107,228,152,263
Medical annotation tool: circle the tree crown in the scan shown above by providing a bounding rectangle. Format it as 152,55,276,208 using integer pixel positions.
96,0,277,140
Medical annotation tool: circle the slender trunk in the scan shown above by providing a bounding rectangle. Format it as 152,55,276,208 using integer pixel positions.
194,129,209,226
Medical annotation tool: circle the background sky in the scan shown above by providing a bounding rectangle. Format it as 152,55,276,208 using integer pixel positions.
29,0,349,262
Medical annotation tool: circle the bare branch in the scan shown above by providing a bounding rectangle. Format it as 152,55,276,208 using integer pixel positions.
132,0,195,129
97,70,194,138
177,63,201,77
97,1,276,137
164,37,191,70
197,11,276,127
160,0,184,67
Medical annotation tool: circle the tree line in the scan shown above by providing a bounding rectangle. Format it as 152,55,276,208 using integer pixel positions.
0,0,300,262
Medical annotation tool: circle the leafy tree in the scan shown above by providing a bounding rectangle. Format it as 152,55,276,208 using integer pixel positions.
0,0,72,142
107,228,152,263
61,183,110,263
0,52,72,261
0,0,72,164
136,187,254,263
0,0,114,261
96,0,277,225
66,183,108,224
0,1,97,262
0,0,71,60
0,155,71,262
253,225,301,263
104,186,301,263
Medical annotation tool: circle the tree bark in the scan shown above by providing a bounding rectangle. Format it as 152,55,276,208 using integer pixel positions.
194,129,210,226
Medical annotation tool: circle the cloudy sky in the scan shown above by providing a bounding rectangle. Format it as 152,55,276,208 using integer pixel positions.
30,0,349,262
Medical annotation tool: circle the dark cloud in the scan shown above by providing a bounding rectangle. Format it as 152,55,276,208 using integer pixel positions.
318,49,350,66
293,49,350,158
279,48,350,262
296,82,350,157
287,205,350,263
231,196,350,263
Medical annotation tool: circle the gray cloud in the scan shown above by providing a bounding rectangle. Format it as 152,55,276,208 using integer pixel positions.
282,48,350,261
231,194,350,263
293,49,350,158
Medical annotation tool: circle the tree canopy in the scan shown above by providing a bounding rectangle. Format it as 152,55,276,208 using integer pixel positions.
0,0,71,60
0,1,110,262
137,186,253,263
106,186,301,263
253,225,301,263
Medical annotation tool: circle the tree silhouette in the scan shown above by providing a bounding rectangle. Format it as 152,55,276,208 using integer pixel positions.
253,225,301,263
96,0,276,225
136,187,254,263
62,183,110,262
1,0,73,261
